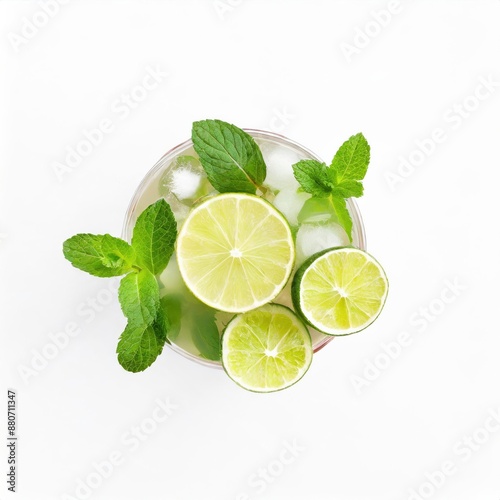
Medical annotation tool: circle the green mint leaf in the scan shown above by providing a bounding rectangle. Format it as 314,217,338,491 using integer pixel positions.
154,296,171,343
331,196,353,242
297,197,339,224
131,199,176,275
116,322,164,373
63,234,136,277
101,234,137,268
118,269,160,327
190,306,221,361
161,295,182,342
330,133,370,184
330,180,364,198
292,160,333,198
192,119,266,194
117,295,171,372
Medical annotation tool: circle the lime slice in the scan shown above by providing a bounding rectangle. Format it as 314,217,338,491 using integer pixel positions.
221,304,312,392
176,193,295,313
292,247,388,336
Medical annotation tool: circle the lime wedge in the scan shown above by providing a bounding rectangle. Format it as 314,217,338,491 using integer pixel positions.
221,304,312,392
176,193,295,313
292,247,388,336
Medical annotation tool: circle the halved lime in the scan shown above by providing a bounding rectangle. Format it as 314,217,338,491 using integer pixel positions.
292,247,388,336
221,304,312,392
176,193,295,313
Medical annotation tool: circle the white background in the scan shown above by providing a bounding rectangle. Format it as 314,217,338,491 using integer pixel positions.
1,1,500,499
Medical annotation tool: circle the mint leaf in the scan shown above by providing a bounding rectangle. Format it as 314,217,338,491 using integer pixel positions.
292,160,333,198
63,234,136,277
118,269,160,327
152,296,170,345
132,199,176,275
117,294,171,372
192,119,266,194
331,196,353,241
330,133,370,184
161,295,182,342
101,235,137,268
190,306,221,361
331,180,364,198
117,323,164,373
297,197,339,224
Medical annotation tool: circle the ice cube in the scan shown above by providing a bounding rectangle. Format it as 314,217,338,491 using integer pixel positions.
273,189,310,227
159,155,210,206
261,145,302,191
296,222,350,265
171,167,203,200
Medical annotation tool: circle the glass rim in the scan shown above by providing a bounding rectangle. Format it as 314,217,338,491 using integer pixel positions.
122,128,367,369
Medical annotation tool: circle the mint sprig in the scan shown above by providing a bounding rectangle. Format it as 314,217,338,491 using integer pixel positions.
192,119,267,194
62,199,177,372
292,133,370,241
